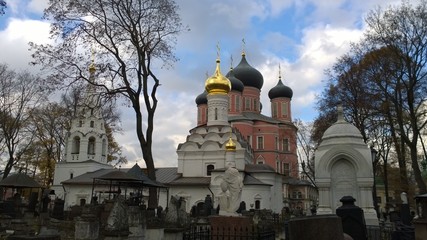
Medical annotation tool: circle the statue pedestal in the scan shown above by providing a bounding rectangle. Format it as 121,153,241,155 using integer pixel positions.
209,215,251,238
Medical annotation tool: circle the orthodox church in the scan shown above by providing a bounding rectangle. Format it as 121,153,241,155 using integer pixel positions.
51,62,113,206
51,49,313,214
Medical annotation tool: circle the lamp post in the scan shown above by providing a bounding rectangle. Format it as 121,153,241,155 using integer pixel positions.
371,146,380,219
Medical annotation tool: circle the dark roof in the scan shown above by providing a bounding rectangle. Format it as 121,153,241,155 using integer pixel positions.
63,167,165,187
0,173,41,188
245,164,276,173
62,168,113,185
244,174,272,186
128,164,165,187
226,68,244,92
96,170,140,181
268,79,293,99
229,112,282,124
168,177,211,186
155,167,180,184
285,177,313,186
195,90,208,105
233,54,264,89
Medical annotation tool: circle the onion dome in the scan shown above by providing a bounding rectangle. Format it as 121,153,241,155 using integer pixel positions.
233,53,264,89
226,68,244,92
268,79,293,99
205,59,231,94
225,137,236,151
195,90,208,105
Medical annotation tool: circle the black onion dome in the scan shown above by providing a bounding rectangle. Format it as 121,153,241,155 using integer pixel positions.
226,69,244,92
195,90,208,105
268,79,293,99
233,54,264,89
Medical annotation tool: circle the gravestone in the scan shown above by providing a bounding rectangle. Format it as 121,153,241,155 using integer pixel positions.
336,196,367,240
288,215,344,240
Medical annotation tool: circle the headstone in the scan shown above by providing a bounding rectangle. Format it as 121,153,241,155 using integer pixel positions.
336,196,367,240
75,205,99,240
204,194,213,216
104,195,129,237
288,215,344,240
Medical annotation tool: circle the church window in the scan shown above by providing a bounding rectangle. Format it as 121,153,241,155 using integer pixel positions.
78,120,83,127
70,173,74,179
292,191,297,199
272,102,278,118
297,192,303,199
102,139,107,157
254,99,257,111
257,136,264,149
228,96,231,111
72,136,80,154
283,138,289,152
88,137,96,155
207,164,214,176
245,98,250,110
235,95,240,111
275,137,279,150
281,102,288,117
214,108,218,120
205,108,208,121
283,163,290,176
90,121,94,127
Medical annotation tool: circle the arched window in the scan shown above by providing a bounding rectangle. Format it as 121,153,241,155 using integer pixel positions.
72,136,80,154
102,139,107,157
207,164,214,176
90,121,94,127
88,137,96,155
214,108,218,120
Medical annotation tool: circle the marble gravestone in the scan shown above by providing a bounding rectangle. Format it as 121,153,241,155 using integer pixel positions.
315,105,378,225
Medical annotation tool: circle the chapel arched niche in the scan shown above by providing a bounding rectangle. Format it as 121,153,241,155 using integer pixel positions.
330,158,358,210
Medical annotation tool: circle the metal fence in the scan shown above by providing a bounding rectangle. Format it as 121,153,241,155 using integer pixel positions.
183,225,275,240
367,224,394,240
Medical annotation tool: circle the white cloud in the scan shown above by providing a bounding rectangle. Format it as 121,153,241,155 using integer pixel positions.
0,18,51,71
27,0,48,14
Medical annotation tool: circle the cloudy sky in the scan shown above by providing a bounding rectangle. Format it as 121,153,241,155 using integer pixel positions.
0,0,407,168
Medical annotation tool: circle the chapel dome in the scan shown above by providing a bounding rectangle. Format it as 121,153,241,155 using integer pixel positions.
321,106,364,144
233,53,264,89
226,68,244,92
205,59,231,94
268,79,293,99
195,90,208,105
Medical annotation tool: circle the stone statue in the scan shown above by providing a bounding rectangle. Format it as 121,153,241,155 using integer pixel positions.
218,166,243,216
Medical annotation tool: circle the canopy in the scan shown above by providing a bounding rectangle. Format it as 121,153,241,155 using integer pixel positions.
0,173,41,188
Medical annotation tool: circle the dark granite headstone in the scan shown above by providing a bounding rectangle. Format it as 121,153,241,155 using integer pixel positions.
336,196,367,240
288,214,344,240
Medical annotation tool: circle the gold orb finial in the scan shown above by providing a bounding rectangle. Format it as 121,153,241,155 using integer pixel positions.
225,136,236,151
205,43,231,95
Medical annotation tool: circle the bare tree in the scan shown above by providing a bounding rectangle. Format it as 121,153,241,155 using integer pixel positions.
364,1,427,193
294,119,317,188
30,0,186,208
0,64,45,179
0,0,6,15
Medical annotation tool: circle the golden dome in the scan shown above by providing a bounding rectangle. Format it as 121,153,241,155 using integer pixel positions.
205,59,231,94
225,137,236,151
89,62,96,74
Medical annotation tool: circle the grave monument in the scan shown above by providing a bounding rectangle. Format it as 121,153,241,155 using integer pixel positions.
315,105,378,225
